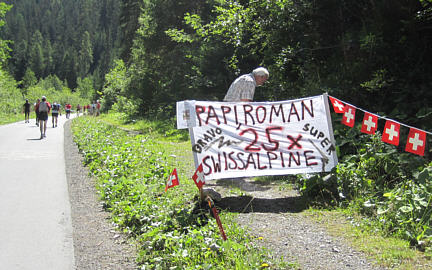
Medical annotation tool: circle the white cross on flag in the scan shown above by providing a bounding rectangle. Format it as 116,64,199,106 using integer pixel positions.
382,120,400,146
329,96,345,113
405,128,426,156
342,105,356,127
361,112,378,134
165,168,179,192
192,163,205,190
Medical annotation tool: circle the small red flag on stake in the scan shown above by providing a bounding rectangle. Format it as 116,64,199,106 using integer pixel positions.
165,168,179,192
342,105,356,127
192,163,205,190
329,96,345,113
382,120,400,146
405,128,426,156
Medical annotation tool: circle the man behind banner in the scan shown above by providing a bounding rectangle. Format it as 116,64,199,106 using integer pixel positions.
223,67,269,102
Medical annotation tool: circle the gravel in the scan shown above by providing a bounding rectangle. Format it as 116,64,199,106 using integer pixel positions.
64,121,138,270
211,178,388,270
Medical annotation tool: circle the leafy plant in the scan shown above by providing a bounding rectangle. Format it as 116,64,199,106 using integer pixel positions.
71,116,289,269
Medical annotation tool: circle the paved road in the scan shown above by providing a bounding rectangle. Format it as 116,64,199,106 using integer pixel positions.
0,115,75,269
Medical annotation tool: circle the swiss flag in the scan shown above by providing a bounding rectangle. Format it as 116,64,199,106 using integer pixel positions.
192,163,205,190
165,168,179,192
329,96,345,113
382,121,400,146
361,112,378,134
405,128,426,156
342,105,356,127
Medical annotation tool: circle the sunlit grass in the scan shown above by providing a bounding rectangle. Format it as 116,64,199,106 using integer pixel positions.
304,209,432,270
71,115,292,269
0,113,28,125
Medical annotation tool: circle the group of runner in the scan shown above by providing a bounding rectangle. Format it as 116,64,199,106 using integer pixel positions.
23,97,83,139
81,101,101,116
23,97,101,139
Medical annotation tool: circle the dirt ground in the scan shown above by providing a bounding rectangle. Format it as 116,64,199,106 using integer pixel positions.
209,177,388,270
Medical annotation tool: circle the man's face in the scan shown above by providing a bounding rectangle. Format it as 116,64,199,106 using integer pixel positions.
255,75,268,86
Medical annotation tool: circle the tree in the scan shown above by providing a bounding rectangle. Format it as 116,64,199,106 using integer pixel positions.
100,59,126,110
28,31,45,78
21,68,37,92
76,76,95,100
78,31,93,78
0,2,12,66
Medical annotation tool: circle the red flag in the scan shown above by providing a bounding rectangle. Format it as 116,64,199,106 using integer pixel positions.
192,163,205,190
405,128,426,156
361,112,378,134
329,96,345,113
165,168,179,192
342,105,356,127
382,121,400,146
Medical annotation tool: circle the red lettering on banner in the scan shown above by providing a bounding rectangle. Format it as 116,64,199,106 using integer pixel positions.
304,150,318,166
243,105,255,125
287,134,303,150
221,106,231,124
288,103,300,122
239,128,260,152
206,106,220,125
267,152,278,169
202,156,211,174
256,106,267,124
236,152,246,170
270,104,285,123
288,152,301,167
262,126,283,151
228,152,238,169
196,105,206,126
302,100,314,119
202,150,320,175
234,106,239,126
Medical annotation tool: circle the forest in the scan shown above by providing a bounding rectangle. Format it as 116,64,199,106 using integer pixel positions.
1,0,432,265
0,0,430,124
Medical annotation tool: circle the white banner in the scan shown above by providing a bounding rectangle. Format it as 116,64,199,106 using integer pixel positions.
177,94,338,180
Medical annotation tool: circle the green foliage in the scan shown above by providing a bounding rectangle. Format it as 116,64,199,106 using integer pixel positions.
0,68,21,115
100,59,127,111
21,68,37,90
0,2,12,66
71,116,288,269
76,76,96,100
1,0,122,89
298,124,431,249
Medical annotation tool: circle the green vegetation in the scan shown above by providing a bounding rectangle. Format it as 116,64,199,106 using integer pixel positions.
298,122,432,256
71,116,290,269
75,114,431,269
305,209,431,269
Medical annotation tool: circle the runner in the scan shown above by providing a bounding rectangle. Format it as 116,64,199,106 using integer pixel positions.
51,102,61,127
34,99,40,126
96,100,101,116
23,99,31,123
36,96,51,139
76,104,81,117
65,103,72,119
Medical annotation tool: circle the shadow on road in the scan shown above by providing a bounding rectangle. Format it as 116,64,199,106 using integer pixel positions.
27,138,42,141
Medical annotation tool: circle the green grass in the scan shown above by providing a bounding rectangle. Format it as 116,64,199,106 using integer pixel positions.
71,115,290,269
0,113,29,125
304,209,432,269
